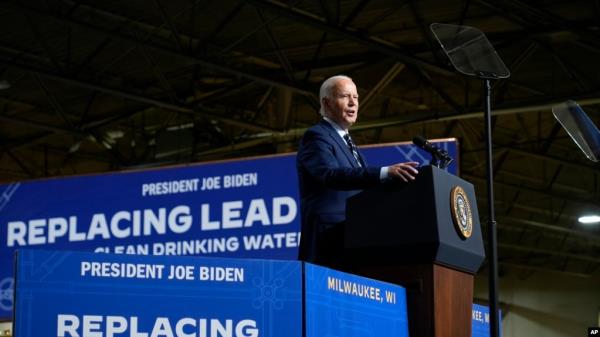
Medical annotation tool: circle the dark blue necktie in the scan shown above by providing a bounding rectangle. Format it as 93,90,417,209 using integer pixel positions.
343,133,362,167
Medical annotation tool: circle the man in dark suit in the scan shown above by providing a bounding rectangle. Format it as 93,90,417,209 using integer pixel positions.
296,75,419,267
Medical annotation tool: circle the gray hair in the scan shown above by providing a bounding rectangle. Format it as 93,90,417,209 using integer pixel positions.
319,75,353,116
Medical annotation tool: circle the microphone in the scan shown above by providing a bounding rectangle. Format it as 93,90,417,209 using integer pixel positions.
412,135,453,169
412,135,443,157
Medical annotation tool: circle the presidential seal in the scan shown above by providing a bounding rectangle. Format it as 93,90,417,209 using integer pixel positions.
450,186,473,239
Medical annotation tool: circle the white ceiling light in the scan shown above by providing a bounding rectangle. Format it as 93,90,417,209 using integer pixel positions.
578,215,600,224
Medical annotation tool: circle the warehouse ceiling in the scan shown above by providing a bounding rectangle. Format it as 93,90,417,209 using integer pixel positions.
0,0,599,279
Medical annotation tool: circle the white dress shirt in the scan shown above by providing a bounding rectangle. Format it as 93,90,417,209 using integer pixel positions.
323,117,389,180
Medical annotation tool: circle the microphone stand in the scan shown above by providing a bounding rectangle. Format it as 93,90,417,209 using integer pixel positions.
430,150,453,169
413,136,454,169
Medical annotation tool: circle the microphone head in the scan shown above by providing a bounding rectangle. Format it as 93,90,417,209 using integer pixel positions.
412,135,428,147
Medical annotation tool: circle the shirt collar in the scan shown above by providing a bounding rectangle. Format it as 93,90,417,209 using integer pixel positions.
323,117,348,138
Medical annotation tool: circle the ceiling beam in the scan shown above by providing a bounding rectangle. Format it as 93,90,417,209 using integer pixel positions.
490,168,596,198
186,93,600,157
360,63,405,109
498,216,600,244
464,174,599,210
5,149,34,177
5,1,314,96
0,57,280,134
244,0,455,76
498,262,594,278
476,146,600,178
348,94,600,132
499,242,600,264
0,113,84,136
153,0,185,52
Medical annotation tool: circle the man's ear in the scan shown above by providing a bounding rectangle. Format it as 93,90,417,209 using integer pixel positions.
322,97,331,113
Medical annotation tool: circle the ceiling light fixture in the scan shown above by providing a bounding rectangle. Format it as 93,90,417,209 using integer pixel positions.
578,215,600,224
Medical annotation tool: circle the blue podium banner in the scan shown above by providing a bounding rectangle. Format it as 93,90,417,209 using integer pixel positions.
13,250,302,337
13,250,496,337
0,140,458,319
472,303,502,337
304,263,409,337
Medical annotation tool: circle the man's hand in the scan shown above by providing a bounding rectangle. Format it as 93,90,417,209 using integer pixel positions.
388,162,419,182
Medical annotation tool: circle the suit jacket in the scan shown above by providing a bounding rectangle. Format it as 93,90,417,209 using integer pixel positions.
296,119,382,263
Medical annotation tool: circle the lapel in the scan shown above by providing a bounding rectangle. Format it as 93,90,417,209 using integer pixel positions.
319,119,361,168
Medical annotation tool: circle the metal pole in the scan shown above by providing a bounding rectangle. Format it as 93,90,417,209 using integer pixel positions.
484,78,500,337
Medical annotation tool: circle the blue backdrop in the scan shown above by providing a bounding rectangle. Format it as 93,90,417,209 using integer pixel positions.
0,140,458,319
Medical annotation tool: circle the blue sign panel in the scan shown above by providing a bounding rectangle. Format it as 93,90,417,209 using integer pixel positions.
14,249,302,337
1,140,458,319
472,303,502,337
304,263,409,337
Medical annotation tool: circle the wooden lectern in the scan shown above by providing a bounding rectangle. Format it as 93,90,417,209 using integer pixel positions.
345,165,485,337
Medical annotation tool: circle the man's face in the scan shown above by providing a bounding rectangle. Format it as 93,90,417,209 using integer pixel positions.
323,78,359,130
